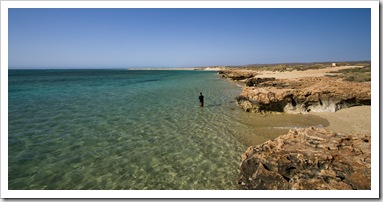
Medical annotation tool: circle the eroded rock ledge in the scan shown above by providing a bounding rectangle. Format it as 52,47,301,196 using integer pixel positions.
238,127,371,190
235,76,370,114
218,70,257,81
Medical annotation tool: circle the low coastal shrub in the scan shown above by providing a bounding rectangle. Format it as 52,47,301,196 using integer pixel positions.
325,65,371,82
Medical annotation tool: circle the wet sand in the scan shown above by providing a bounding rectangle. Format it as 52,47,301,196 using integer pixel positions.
232,112,331,147
233,106,371,147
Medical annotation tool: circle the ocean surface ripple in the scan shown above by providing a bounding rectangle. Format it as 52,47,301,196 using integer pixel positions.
8,69,328,190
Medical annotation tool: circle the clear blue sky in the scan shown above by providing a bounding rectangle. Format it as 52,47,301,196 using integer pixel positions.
8,8,371,69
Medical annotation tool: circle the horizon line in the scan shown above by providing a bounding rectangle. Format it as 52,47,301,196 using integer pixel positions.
8,60,371,70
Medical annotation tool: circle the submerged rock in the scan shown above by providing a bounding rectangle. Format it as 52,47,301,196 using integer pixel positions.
235,77,370,114
238,127,371,190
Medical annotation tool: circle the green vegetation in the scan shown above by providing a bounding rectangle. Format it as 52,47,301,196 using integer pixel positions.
325,65,371,82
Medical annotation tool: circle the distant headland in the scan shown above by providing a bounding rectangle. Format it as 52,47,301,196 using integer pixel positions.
127,61,371,71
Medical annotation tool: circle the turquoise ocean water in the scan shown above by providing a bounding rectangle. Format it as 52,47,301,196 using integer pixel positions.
8,69,328,190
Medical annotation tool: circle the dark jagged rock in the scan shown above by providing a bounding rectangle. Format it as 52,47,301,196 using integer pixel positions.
238,127,371,190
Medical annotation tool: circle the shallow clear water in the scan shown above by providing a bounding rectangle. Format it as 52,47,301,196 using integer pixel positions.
8,69,329,190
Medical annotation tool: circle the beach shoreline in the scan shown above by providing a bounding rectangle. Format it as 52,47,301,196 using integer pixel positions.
226,65,372,190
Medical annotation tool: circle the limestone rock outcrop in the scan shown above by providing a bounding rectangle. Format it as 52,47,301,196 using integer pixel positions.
218,70,258,81
235,77,370,114
238,127,371,190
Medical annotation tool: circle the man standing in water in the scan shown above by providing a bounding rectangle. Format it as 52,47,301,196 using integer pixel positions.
199,92,204,107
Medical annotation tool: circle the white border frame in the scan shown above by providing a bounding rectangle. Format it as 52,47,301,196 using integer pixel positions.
1,0,379,199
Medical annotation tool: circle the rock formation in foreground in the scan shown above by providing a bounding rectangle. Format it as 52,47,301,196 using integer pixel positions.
238,127,371,190
235,77,370,114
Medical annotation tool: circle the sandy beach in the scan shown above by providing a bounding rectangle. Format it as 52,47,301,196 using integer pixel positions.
256,65,364,79
311,106,371,134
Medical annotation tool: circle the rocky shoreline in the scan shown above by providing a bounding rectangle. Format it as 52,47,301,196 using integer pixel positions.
218,67,371,190
238,127,370,190
219,70,371,115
